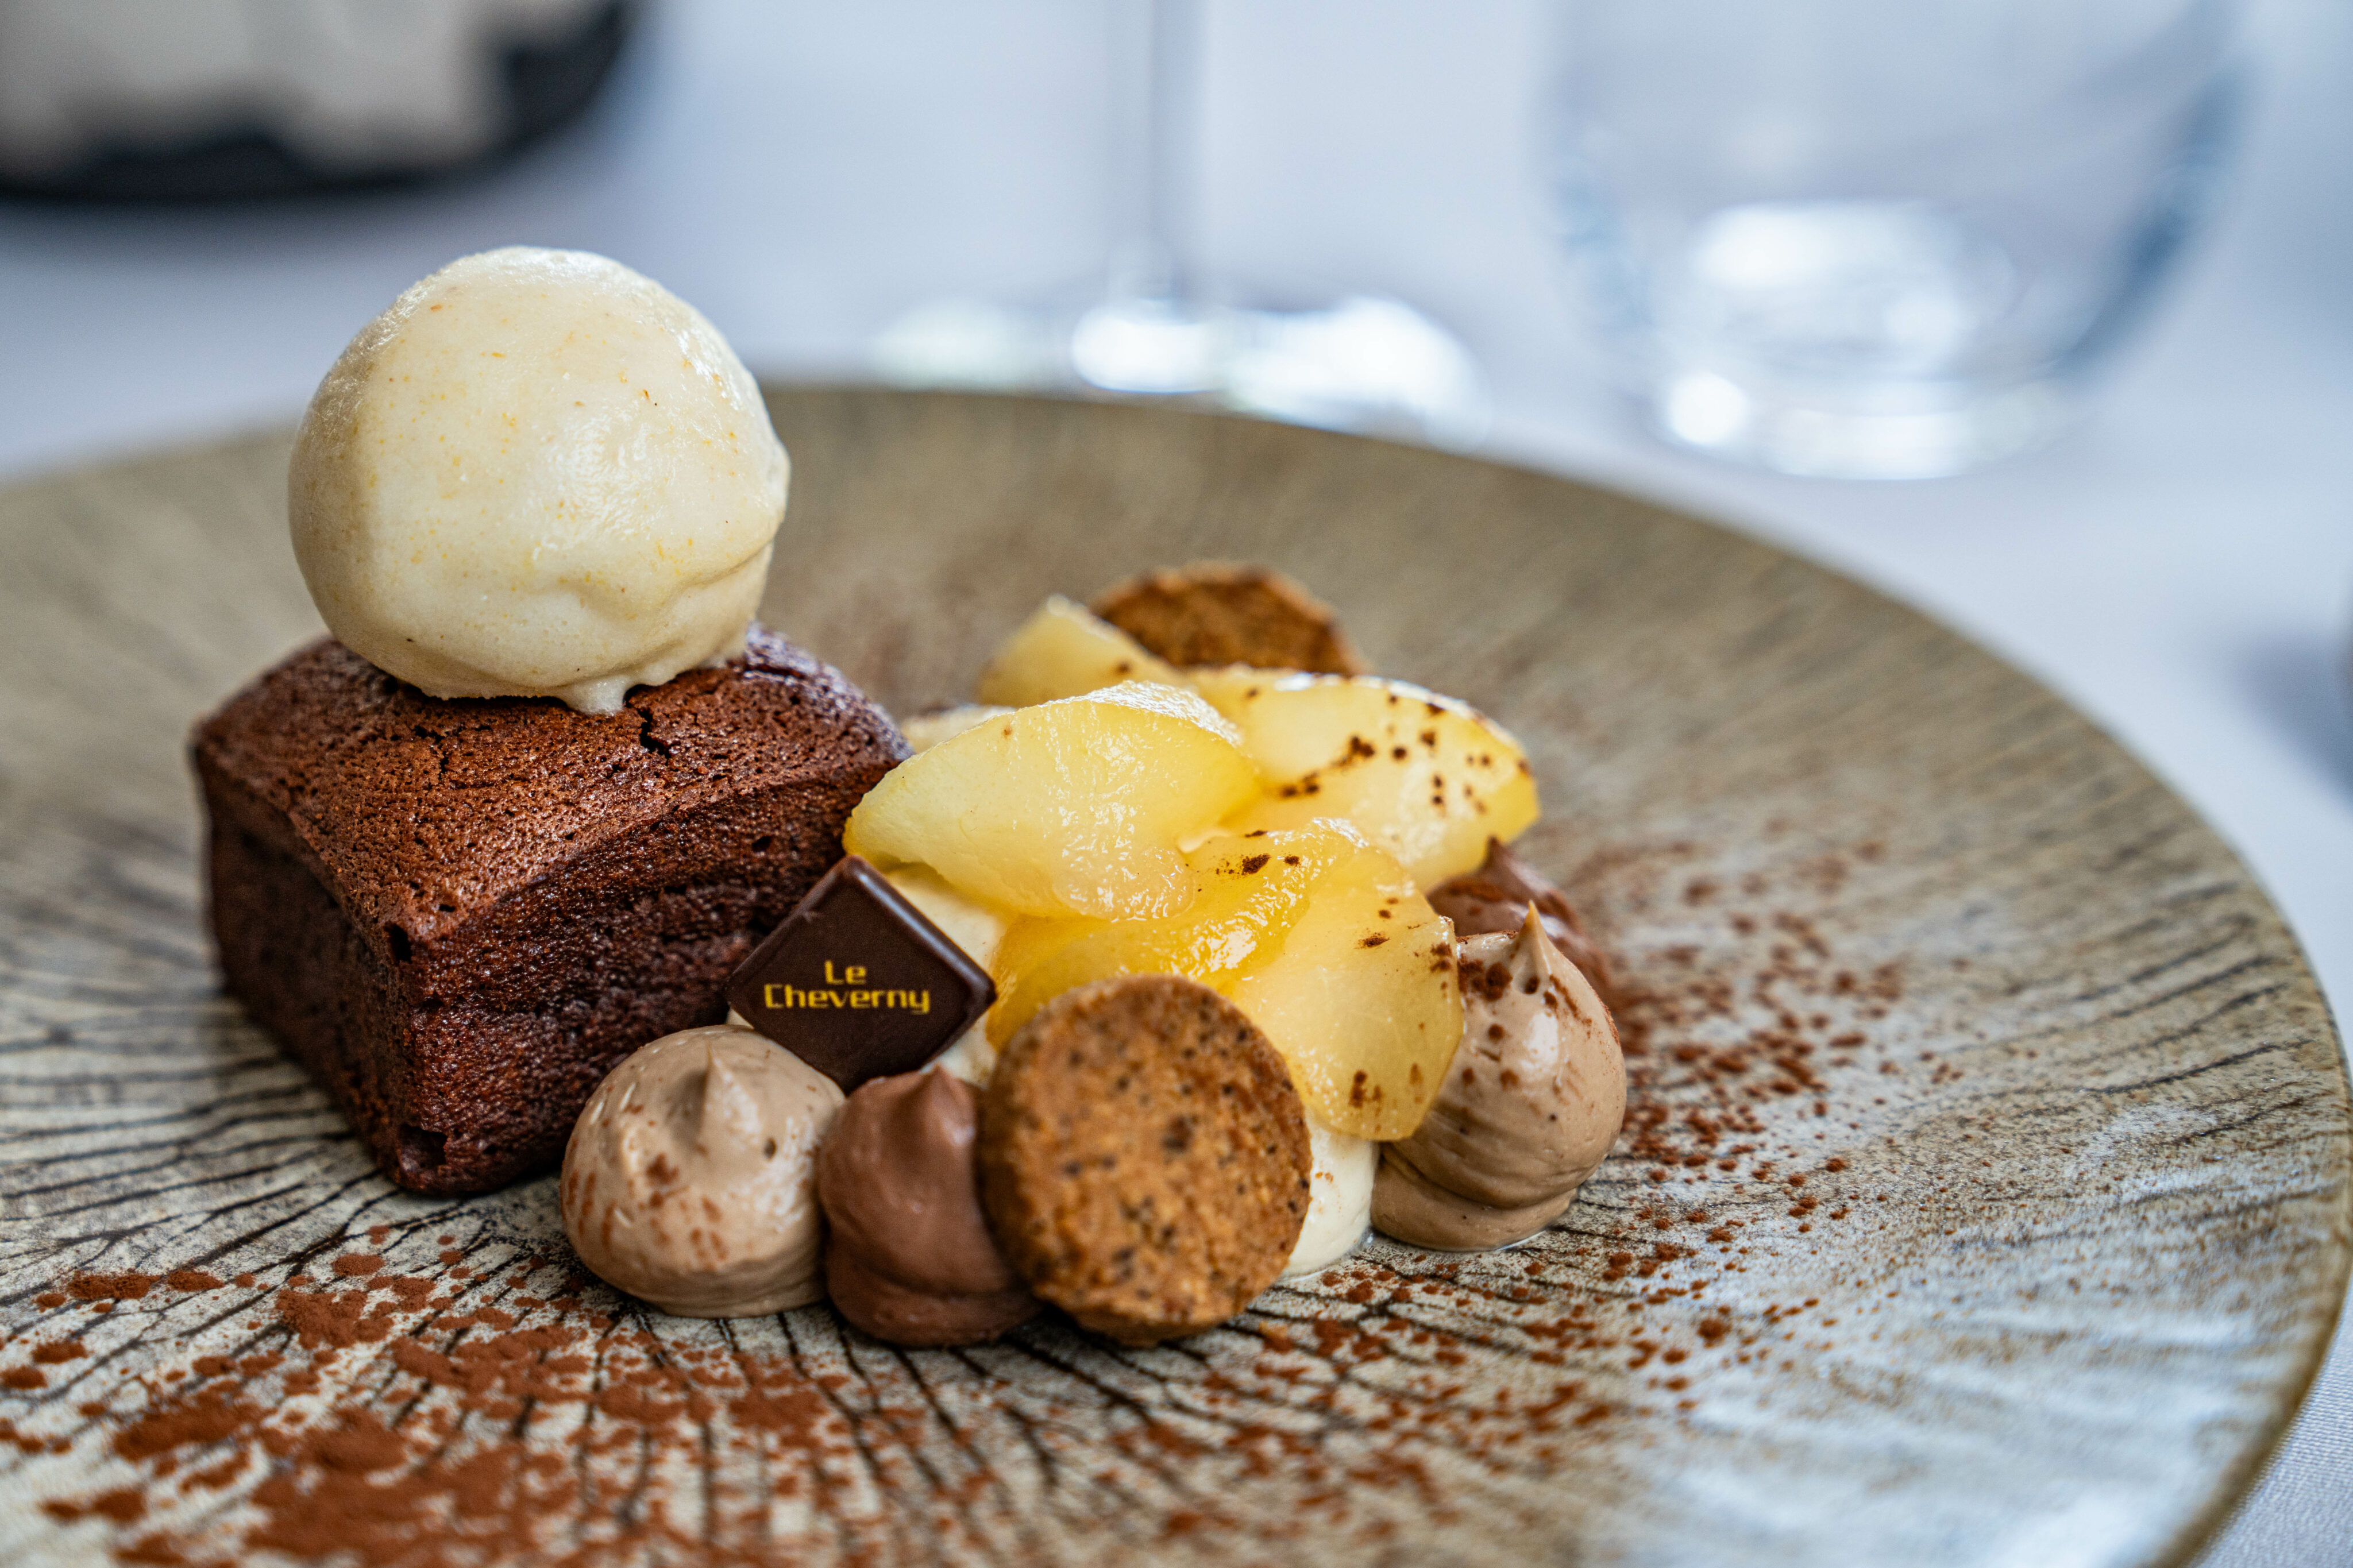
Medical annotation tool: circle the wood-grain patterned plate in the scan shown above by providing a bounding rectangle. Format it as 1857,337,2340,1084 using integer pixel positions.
1,389,2346,1568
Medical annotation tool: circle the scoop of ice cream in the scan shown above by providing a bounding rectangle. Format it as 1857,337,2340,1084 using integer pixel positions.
561,1025,842,1316
1374,908,1625,1250
1282,1116,1378,1277
816,1067,1038,1345
1426,838,1617,1013
290,246,788,713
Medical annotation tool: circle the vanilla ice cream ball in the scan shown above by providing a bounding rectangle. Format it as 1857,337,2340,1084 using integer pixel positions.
290,247,788,713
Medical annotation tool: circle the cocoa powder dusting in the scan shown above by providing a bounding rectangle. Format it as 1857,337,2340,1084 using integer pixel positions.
5,842,1906,1562
42,1486,147,1524
68,1273,158,1303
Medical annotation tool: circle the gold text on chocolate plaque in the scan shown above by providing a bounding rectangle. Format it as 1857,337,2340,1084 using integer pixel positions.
763,961,932,1014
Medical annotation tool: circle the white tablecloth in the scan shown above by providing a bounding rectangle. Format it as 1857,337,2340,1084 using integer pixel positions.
1,3,2343,1560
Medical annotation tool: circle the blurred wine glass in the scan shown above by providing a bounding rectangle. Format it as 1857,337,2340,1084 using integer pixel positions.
873,0,1487,449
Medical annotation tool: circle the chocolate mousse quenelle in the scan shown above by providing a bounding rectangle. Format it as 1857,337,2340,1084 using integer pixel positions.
815,1068,1040,1346
561,1028,843,1317
1373,907,1625,1249
1426,837,1621,1014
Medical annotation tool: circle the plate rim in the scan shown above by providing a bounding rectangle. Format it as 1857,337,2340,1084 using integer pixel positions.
1,383,2347,1566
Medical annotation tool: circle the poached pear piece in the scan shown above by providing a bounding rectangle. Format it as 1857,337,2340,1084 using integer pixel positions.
974,597,1185,708
843,682,1257,922
1189,667,1540,889
982,821,1463,1142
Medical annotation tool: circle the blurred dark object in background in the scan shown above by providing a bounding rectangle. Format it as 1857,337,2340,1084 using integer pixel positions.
0,0,636,202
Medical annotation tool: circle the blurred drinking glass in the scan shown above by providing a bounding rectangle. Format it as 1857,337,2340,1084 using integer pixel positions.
875,0,1487,449
1544,0,2239,478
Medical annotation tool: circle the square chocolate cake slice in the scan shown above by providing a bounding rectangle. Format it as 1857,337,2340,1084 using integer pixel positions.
192,627,907,1194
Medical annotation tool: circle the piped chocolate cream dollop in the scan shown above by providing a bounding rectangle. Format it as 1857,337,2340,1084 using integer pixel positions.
1426,837,1618,1013
816,1067,1039,1345
560,1026,842,1318
1373,908,1625,1250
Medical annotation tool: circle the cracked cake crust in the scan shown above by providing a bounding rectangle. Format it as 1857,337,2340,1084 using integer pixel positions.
191,627,907,1194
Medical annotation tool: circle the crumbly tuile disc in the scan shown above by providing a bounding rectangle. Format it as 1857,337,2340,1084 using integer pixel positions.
978,975,1313,1344
1091,562,1367,675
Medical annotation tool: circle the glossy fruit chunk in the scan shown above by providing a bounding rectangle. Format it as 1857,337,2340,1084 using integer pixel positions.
983,824,1462,1141
1228,840,1462,1140
900,704,1011,754
1190,668,1539,888
843,682,1257,921
986,825,1364,1044
974,596,1186,708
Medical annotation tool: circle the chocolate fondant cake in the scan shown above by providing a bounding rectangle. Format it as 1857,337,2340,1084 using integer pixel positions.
193,627,905,1195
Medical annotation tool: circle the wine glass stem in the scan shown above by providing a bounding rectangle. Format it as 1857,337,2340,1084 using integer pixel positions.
1107,0,1198,307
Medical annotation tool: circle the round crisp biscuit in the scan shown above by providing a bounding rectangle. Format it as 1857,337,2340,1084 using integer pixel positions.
1091,562,1367,675
978,975,1313,1344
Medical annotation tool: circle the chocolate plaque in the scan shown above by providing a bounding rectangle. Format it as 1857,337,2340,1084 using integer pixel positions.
726,856,995,1091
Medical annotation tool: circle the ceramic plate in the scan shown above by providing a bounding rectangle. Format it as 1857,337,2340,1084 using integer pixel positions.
2,389,2346,1567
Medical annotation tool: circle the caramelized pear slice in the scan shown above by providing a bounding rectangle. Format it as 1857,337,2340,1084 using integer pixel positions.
975,596,1187,708
1228,839,1462,1140
1191,668,1539,888
986,824,1365,1044
843,682,1257,921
